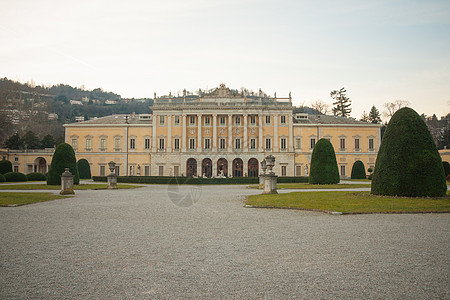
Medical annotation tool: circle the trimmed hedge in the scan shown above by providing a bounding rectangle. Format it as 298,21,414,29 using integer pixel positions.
0,160,13,175
0,174,5,182
47,143,80,185
351,160,366,179
309,138,340,184
443,161,450,177
26,172,47,181
92,176,309,185
77,159,91,179
4,172,28,182
371,107,447,197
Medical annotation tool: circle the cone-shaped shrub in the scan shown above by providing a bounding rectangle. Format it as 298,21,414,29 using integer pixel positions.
371,107,446,197
0,160,12,175
77,158,91,179
309,138,340,184
351,160,366,179
443,161,450,177
47,143,79,185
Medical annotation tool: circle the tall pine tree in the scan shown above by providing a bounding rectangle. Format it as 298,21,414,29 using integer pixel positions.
368,106,382,124
330,88,351,117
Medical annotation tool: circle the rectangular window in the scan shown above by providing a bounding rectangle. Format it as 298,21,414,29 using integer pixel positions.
189,138,195,149
265,116,271,124
174,166,179,176
281,166,287,176
220,116,226,125
250,138,256,149
158,166,164,176
71,138,78,150
100,138,107,151
340,138,346,151
281,115,286,124
205,138,210,149
100,165,106,176
266,138,271,150
369,138,374,151
235,138,241,149
144,165,150,176
281,138,287,149
250,115,256,125
310,138,316,149
205,116,210,126
130,138,136,149
295,165,302,176
85,138,92,151
340,165,346,177
295,138,301,149
114,137,121,151
159,138,165,150
174,116,180,125
174,138,180,150
235,116,241,125
144,138,151,149
354,138,360,151
190,116,195,125
14,157,19,162
115,166,120,176
13,165,19,172
159,115,165,125
220,138,226,149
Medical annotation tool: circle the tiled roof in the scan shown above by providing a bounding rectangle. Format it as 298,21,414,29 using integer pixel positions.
67,114,152,125
294,114,374,125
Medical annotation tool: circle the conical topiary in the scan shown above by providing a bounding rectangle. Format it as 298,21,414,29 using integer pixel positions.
371,107,446,197
351,160,366,179
47,143,80,185
0,160,12,175
309,138,340,184
77,158,91,179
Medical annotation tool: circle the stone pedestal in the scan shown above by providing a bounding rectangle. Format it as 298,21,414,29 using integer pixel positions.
107,173,117,189
60,168,75,195
261,173,278,194
259,175,265,189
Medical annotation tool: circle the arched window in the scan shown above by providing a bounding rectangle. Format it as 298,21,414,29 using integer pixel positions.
232,158,243,177
217,158,228,177
186,158,197,177
202,158,212,177
248,158,259,177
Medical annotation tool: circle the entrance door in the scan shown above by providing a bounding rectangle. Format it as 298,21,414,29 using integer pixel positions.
202,158,212,177
232,158,243,177
186,158,197,177
248,158,259,177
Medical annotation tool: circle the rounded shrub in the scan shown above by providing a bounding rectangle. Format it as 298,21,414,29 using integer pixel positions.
26,172,47,181
351,160,366,179
77,158,91,179
309,138,340,184
0,160,13,175
47,143,80,185
443,161,450,177
0,174,5,182
371,107,446,197
4,172,28,182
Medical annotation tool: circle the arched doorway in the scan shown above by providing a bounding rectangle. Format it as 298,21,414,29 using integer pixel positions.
217,158,228,177
34,157,47,174
186,158,197,177
232,158,243,177
248,158,259,177
202,158,212,177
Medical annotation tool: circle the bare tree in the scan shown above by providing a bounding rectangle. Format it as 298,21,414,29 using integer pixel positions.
311,100,330,115
383,100,410,120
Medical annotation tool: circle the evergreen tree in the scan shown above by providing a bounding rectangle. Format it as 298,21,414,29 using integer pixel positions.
22,131,41,149
368,106,382,124
4,133,23,149
47,143,80,185
0,160,13,174
351,160,366,179
41,134,56,148
309,139,340,184
360,111,369,122
330,88,352,118
371,107,446,197
77,158,91,179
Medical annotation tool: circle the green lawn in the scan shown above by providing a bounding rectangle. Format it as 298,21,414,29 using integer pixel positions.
0,184,142,190
0,192,69,206
249,183,370,189
246,191,450,213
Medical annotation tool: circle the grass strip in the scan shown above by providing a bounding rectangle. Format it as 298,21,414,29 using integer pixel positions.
0,184,142,190
0,192,69,206
246,191,450,213
248,183,370,189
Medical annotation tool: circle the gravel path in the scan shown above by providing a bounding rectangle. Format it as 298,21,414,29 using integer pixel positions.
1,185,449,299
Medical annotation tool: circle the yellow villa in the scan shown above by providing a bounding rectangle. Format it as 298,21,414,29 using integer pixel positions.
7,85,382,178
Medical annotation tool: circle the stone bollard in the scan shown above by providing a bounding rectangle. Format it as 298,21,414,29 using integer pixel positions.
107,161,118,189
60,168,75,195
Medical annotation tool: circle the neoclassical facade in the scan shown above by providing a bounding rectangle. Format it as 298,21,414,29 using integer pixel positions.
60,84,382,178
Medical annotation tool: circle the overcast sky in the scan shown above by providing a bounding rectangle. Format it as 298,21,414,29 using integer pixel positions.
1,0,449,121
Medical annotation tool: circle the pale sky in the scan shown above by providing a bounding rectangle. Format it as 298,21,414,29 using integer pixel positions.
1,0,449,121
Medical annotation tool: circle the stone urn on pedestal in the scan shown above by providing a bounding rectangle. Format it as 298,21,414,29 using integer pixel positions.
107,161,118,189
259,159,267,189
259,155,278,194
60,168,75,195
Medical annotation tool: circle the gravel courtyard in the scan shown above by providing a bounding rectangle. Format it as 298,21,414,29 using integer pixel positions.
1,185,449,299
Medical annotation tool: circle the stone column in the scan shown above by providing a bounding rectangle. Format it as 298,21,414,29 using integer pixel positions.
152,113,157,152
167,115,172,152
243,159,248,177
182,114,187,152
243,113,248,152
274,114,278,152
228,114,233,151
197,114,202,152
259,113,263,151
288,114,294,152
212,160,217,177
212,113,217,152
